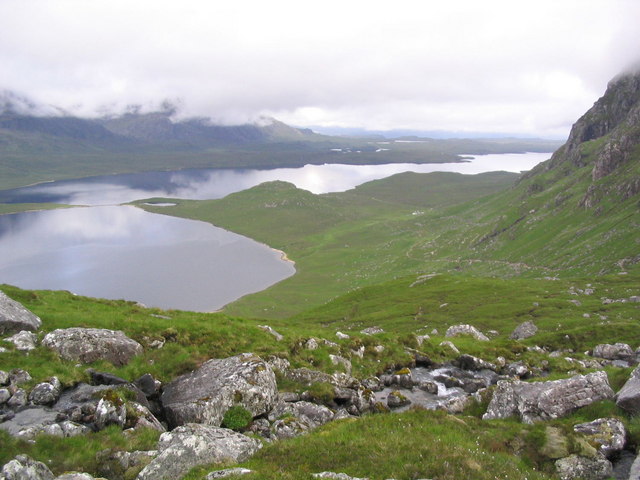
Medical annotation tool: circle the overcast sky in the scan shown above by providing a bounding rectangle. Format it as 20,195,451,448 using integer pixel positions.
1,0,639,138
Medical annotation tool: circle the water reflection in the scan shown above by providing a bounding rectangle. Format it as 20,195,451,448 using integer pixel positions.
0,152,550,206
0,206,295,311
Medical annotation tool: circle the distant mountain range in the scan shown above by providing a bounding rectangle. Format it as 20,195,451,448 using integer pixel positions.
0,89,563,190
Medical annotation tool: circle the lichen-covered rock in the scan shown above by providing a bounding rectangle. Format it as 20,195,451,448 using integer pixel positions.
271,417,311,440
161,353,277,428
509,321,538,340
312,472,370,480
96,449,157,480
380,369,414,389
42,328,143,366
555,454,612,480
29,377,62,406
268,400,334,428
7,389,28,409
445,324,489,341
0,370,9,386
4,330,38,351
592,343,635,362
0,292,42,335
136,424,261,480
94,398,127,430
0,454,54,480
55,474,98,480
483,371,614,423
573,418,627,458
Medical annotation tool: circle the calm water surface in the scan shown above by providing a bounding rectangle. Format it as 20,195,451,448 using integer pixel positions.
0,152,550,206
0,152,550,310
0,206,294,311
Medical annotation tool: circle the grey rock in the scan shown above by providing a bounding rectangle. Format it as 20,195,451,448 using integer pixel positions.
628,452,640,480
0,388,10,404
96,449,157,480
161,353,277,428
445,324,489,341
312,473,369,480
7,389,28,409
0,370,8,385
483,371,614,423
573,418,627,458
94,398,127,430
305,338,319,350
592,343,635,362
280,367,333,387
268,401,333,428
555,454,612,480
9,369,32,385
136,424,261,480
0,407,59,436
134,373,161,397
4,331,38,351
265,356,290,373
0,292,42,335
42,328,143,366
616,364,640,414
329,354,352,374
360,326,384,335
87,369,129,386
454,354,498,372
439,341,459,354
380,370,413,389
504,361,531,379
509,321,538,340
29,378,62,406
0,454,54,480
387,391,411,409
206,468,253,479
126,402,165,432
270,417,310,440
336,331,350,340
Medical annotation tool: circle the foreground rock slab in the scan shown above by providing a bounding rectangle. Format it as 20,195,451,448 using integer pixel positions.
616,364,640,414
42,328,143,366
161,353,277,428
0,292,41,335
0,454,54,480
483,371,614,423
136,424,261,480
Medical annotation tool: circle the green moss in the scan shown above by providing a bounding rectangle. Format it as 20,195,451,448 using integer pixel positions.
222,405,253,431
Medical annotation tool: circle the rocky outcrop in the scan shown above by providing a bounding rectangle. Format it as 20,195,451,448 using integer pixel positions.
0,292,41,335
483,371,614,423
510,321,538,340
554,454,612,480
592,343,636,363
42,328,143,366
615,364,640,414
4,330,38,351
136,424,261,480
0,454,54,480
161,353,277,428
445,324,489,341
573,418,626,459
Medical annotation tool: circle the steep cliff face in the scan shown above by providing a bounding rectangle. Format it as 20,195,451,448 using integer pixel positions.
533,69,640,208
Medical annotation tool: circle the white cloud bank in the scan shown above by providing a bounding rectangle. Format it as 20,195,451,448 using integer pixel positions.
0,0,639,137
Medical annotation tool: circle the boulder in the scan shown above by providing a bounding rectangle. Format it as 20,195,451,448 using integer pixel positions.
509,321,538,340
592,343,635,362
615,364,640,414
445,324,489,341
161,353,277,428
136,424,261,480
94,398,127,430
454,354,498,372
0,292,42,335
312,473,369,480
55,474,98,480
0,454,54,480
483,371,614,423
554,454,612,480
29,377,62,406
271,417,310,440
387,391,411,409
360,326,383,335
0,370,8,385
42,328,143,366
257,324,283,341
573,418,627,458
4,330,38,351
9,369,31,385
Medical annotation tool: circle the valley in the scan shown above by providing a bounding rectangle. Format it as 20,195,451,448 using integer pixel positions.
0,69,639,480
